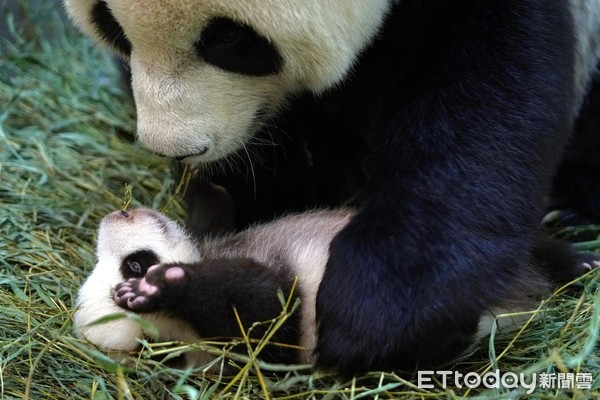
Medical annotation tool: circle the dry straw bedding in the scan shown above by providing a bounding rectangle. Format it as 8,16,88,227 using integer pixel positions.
0,2,598,399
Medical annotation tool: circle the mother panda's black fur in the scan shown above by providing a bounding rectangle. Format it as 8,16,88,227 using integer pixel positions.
64,0,600,374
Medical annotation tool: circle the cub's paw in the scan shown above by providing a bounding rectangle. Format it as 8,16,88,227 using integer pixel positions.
113,265,186,312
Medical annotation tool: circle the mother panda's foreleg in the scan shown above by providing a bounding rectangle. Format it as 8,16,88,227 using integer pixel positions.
532,238,600,283
549,63,600,230
113,258,301,364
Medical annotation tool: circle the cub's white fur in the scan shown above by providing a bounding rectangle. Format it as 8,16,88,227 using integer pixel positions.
74,208,352,364
74,210,202,352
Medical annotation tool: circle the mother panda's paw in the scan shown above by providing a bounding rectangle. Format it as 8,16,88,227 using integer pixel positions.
576,253,600,274
113,265,187,312
532,238,600,284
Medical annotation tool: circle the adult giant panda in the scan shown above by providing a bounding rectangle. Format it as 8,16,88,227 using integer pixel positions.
64,0,600,374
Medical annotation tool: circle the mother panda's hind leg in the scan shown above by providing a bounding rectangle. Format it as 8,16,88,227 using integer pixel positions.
113,258,301,364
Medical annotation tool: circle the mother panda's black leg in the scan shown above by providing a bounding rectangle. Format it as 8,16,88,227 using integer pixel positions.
113,258,300,364
315,0,578,375
548,62,600,235
183,119,320,236
183,181,237,237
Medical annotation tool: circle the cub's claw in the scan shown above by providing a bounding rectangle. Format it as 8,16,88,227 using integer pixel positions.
113,278,160,312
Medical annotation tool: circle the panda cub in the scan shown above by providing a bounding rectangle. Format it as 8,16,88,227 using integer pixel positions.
75,203,597,369
74,206,352,366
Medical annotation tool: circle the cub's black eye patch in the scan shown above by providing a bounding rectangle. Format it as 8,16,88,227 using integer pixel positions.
120,250,159,279
196,17,282,76
90,1,132,56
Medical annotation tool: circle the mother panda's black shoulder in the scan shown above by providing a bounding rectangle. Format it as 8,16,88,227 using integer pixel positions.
356,1,571,90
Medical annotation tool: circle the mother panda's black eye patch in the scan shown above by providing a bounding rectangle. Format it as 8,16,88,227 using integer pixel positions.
196,17,282,76
90,1,132,56
120,250,159,279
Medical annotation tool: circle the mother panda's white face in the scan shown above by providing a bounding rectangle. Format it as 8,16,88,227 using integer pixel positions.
63,0,391,162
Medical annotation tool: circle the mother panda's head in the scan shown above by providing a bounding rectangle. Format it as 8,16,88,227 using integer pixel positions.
63,0,391,162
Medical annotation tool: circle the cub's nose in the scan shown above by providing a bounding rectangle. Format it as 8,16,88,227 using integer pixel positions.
107,210,131,219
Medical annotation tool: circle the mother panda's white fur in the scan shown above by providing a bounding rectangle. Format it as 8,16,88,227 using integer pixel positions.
74,208,352,365
64,0,600,163
572,0,600,113
63,0,391,162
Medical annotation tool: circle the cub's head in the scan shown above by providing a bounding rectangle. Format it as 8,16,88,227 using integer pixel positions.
74,208,199,351
63,0,390,163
